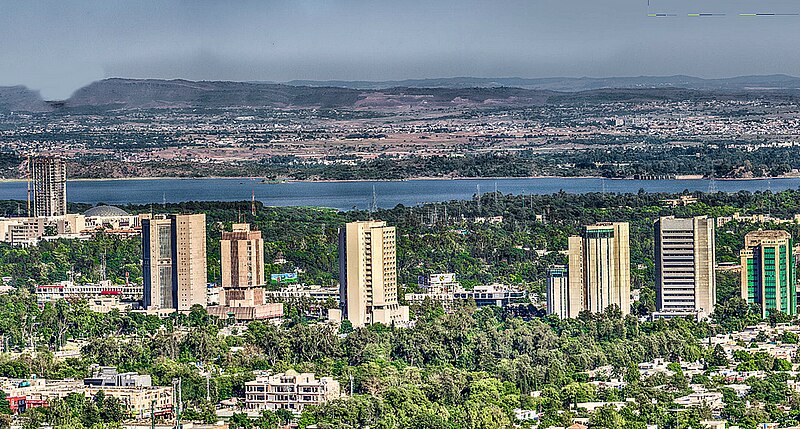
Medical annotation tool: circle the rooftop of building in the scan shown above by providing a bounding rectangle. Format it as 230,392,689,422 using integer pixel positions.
84,205,130,217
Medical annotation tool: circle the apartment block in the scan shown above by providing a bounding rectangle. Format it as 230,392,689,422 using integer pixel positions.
31,156,67,218
339,220,409,327
244,370,341,414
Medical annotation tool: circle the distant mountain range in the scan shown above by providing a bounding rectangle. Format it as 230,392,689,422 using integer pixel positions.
285,74,800,91
2,75,800,112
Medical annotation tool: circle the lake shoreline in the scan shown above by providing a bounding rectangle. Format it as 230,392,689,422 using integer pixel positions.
1,174,799,184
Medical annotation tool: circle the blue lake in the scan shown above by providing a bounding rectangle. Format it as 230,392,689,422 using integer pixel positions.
0,177,798,211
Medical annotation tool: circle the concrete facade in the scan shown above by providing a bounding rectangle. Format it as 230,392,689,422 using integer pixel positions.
244,370,340,414
339,220,409,327
654,216,716,320
563,222,631,316
31,156,67,218
142,214,207,311
220,223,265,289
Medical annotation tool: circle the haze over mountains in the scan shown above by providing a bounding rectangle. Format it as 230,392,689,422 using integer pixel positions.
2,75,800,112
286,74,800,92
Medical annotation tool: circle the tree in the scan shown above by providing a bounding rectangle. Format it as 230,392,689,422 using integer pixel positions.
561,382,595,409
254,410,278,429
339,320,354,335
230,413,253,429
623,364,640,385
707,344,728,368
275,409,294,426
0,391,11,415
589,405,625,428
782,331,799,344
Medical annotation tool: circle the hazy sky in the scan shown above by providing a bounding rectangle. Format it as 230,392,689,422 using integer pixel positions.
1,0,799,99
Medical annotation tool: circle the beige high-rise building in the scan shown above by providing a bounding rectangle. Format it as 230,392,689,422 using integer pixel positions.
565,222,631,316
338,220,409,327
142,214,207,312
30,156,67,217
654,216,716,320
547,265,583,318
221,223,265,289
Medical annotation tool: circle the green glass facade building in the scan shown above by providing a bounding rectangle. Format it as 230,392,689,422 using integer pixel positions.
740,230,796,317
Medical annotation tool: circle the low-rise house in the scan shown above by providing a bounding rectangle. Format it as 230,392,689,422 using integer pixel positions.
406,282,527,311
673,391,724,411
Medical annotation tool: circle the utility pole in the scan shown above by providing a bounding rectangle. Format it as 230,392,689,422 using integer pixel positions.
371,185,377,215
151,399,156,429
101,251,107,281
707,156,717,194
173,378,182,429
206,373,210,402
476,185,481,214
349,373,354,396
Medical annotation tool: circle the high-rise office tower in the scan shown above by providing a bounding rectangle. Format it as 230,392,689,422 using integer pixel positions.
565,222,631,316
740,230,795,317
654,216,716,320
221,223,265,289
142,214,207,312
546,265,583,318
339,220,409,327
30,156,67,217
220,223,265,308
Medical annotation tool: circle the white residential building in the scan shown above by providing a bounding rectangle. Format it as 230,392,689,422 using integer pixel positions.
244,370,341,414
